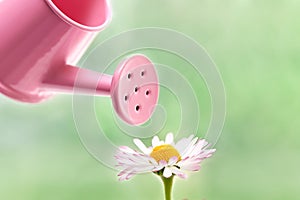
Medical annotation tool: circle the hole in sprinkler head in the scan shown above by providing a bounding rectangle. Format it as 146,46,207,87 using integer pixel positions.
145,90,150,96
134,87,138,93
135,105,140,112
141,71,145,76
127,73,132,79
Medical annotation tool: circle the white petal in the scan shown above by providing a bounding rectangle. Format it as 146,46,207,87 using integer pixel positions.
159,160,168,166
134,165,156,172
163,167,173,178
115,148,158,181
149,157,159,165
119,175,127,181
177,157,203,171
119,146,136,154
183,139,216,160
125,173,135,180
153,160,167,172
181,137,198,158
174,135,195,155
188,139,208,157
170,167,187,179
165,133,174,144
152,136,160,147
168,156,178,165
133,139,151,154
153,165,165,172
181,164,201,171
118,169,139,181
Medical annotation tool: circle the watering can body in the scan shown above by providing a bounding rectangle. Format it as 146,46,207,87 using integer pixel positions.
0,0,111,103
0,0,159,125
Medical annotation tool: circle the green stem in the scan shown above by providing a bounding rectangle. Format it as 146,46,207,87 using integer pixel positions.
161,175,174,200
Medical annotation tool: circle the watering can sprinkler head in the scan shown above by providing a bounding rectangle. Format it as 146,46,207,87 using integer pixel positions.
0,0,159,125
111,55,159,125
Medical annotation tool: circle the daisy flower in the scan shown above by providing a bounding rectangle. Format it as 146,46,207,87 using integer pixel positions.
115,133,216,181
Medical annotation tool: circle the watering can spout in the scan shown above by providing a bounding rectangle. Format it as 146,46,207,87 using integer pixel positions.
41,55,160,125
42,64,112,96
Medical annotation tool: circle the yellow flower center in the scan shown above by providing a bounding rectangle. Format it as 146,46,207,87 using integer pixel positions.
150,144,181,163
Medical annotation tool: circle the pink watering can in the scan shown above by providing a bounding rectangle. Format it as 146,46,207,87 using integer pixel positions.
0,0,159,125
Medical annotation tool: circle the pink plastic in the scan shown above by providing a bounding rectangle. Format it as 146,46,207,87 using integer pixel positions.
0,0,159,125
111,55,159,125
0,0,111,102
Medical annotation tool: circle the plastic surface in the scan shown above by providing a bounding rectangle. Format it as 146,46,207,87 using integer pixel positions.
0,0,159,125
46,0,111,30
111,55,159,125
0,0,110,102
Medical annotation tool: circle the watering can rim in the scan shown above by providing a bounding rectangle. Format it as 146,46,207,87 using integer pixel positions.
45,0,112,31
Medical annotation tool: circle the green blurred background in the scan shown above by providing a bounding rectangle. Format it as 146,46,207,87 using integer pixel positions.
1,0,300,199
